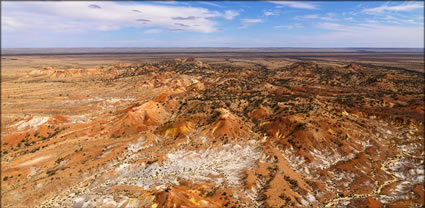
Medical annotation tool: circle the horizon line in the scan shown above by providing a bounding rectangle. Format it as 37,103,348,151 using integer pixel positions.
3,47,424,49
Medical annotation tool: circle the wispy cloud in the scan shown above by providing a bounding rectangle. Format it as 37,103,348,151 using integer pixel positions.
362,2,424,14
320,13,336,21
383,18,424,26
295,13,336,21
88,4,101,9
172,16,197,20
144,29,162,34
301,14,319,19
264,10,279,16
199,2,225,8
308,22,424,47
2,16,24,32
1,1,226,34
274,25,291,30
223,10,239,20
366,20,379,24
136,19,150,22
240,18,263,28
269,1,318,10
317,22,364,32
274,23,302,30
175,23,190,27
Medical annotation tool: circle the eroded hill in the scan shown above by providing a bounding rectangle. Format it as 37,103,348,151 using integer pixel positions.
1,58,424,207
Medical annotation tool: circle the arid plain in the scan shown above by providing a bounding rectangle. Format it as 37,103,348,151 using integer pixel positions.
1,48,424,207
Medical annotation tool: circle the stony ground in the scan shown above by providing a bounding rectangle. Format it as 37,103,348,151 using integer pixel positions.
1,58,424,207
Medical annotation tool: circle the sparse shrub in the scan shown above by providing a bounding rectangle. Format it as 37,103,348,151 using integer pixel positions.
408,99,416,105
46,169,56,176
55,157,65,164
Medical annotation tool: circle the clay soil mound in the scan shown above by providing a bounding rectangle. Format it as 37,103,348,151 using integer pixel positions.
111,100,170,137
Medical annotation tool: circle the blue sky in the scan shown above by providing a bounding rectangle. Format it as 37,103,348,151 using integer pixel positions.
2,1,424,48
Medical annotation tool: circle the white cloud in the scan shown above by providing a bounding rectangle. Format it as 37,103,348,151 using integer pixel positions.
269,1,318,10
392,19,424,25
223,10,240,20
302,14,319,19
199,2,225,8
264,11,274,16
264,10,279,16
366,20,379,24
344,17,354,21
1,1,227,34
320,13,336,21
240,19,263,28
362,2,424,14
383,15,395,20
144,29,162,34
317,22,366,32
274,24,302,30
96,25,120,31
274,25,293,30
378,15,424,25
2,16,24,32
295,13,336,21
309,22,424,47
